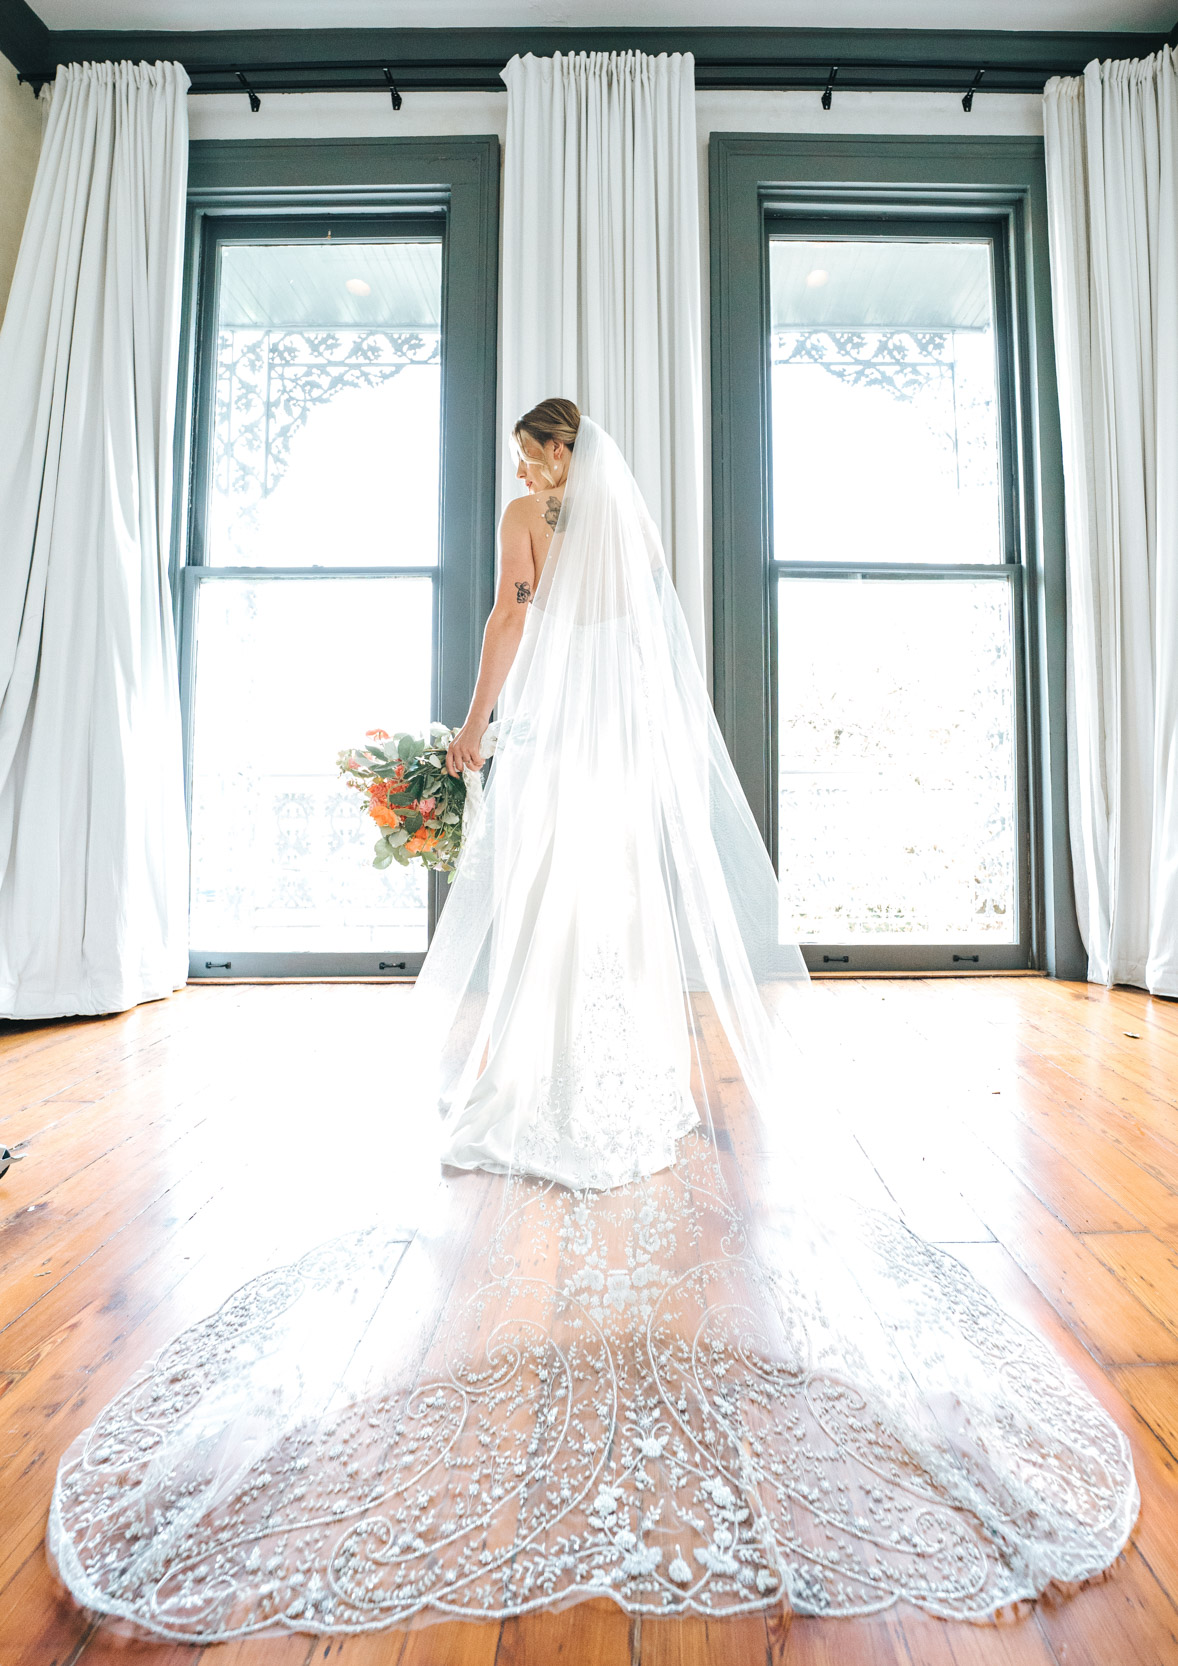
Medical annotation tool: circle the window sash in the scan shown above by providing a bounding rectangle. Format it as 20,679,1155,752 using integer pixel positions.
177,140,499,979
708,138,1070,973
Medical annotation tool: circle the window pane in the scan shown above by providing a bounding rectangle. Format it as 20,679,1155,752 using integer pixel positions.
770,239,1002,565
207,241,442,568
777,576,1017,943
189,577,433,953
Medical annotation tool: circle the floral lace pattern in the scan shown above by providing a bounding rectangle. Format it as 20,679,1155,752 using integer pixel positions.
520,948,698,1190
49,1136,1137,1642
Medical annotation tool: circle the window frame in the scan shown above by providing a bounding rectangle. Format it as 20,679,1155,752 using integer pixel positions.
177,138,499,981
709,134,1082,977
766,211,1030,970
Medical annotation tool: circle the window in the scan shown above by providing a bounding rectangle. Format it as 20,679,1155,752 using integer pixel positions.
186,225,442,966
179,140,499,978
708,136,1078,974
768,226,1027,959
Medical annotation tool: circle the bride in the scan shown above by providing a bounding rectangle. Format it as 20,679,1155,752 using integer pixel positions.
47,401,1137,1640
436,399,701,1189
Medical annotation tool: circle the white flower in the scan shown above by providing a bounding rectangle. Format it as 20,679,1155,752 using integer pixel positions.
694,1541,739,1576
621,1545,661,1577
668,1550,692,1585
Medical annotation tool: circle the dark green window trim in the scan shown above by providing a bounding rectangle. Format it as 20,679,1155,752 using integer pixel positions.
709,132,1083,979
177,137,499,982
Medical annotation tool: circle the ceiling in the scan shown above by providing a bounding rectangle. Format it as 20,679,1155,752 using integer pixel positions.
770,239,992,332
28,0,1178,31
219,239,442,330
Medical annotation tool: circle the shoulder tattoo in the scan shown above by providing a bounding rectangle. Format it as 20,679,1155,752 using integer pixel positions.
543,496,561,531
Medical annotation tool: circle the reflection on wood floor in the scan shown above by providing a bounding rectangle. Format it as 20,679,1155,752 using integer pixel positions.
2,975,1178,1665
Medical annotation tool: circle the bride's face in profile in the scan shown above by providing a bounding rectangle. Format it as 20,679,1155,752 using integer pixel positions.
514,432,569,494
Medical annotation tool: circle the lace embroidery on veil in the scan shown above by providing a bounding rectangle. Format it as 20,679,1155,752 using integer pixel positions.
46,1147,1135,1636
46,419,1138,1640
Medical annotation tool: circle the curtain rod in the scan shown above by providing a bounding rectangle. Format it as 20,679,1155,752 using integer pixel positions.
18,57,1064,105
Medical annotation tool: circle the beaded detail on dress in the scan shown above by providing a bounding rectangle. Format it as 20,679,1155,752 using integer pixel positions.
519,948,698,1190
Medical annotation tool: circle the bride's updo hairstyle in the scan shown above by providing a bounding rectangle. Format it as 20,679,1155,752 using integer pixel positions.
512,397,581,457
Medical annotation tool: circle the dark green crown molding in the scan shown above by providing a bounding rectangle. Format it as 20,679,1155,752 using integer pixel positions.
0,0,50,70
3,9,1176,95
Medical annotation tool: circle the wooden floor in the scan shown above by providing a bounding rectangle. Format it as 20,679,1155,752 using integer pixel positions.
3,976,1178,1665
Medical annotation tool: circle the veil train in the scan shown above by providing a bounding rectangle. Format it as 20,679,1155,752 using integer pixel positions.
46,420,1137,1639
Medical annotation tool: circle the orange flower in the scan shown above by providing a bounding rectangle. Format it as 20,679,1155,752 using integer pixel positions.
365,728,390,741
405,827,441,855
370,804,400,829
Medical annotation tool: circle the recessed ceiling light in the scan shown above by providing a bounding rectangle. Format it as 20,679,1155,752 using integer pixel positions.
805,269,829,288
345,278,372,296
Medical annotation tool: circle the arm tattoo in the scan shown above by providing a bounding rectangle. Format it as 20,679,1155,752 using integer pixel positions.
515,580,533,604
543,495,561,532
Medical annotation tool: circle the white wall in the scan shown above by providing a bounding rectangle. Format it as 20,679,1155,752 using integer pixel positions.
187,83,1042,153
188,89,509,143
0,50,42,323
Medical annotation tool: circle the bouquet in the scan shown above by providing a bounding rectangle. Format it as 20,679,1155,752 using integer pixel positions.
338,723,468,879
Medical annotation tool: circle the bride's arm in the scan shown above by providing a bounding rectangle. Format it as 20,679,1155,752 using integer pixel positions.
445,501,535,777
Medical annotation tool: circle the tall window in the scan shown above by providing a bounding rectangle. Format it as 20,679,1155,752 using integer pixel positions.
180,212,488,977
767,220,1029,968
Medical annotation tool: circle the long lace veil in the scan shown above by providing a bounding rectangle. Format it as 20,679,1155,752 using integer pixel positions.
47,419,1136,1641
414,415,808,1185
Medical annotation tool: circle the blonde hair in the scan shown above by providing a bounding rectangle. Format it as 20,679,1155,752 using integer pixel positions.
512,397,581,455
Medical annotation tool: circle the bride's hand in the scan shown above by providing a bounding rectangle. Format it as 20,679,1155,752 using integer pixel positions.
445,723,486,778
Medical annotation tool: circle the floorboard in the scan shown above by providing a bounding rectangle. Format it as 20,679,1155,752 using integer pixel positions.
2,979,1177,1665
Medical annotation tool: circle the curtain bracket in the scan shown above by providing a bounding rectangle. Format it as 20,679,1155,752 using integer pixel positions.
235,71,261,113
821,65,838,110
383,68,403,111
962,70,985,112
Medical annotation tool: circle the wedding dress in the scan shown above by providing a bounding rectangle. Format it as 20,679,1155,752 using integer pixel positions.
47,420,1137,1640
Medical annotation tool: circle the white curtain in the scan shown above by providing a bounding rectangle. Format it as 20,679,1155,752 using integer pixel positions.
1044,47,1178,995
499,51,707,667
0,61,190,1019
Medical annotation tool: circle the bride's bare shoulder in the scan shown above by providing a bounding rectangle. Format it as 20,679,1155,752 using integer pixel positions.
500,495,534,530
